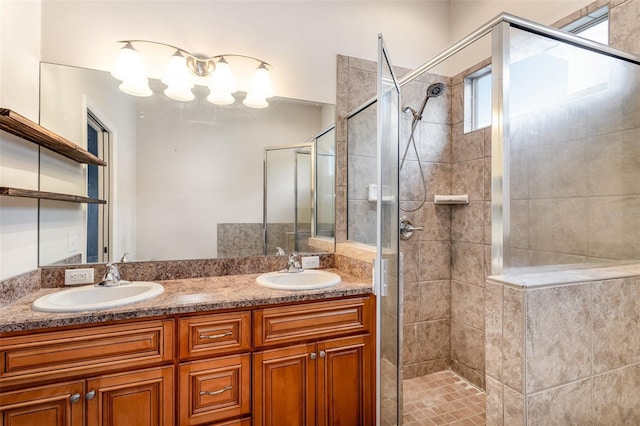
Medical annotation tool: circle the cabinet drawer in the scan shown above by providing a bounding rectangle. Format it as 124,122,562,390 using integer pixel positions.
179,311,251,359
179,354,251,425
253,296,372,347
0,319,174,388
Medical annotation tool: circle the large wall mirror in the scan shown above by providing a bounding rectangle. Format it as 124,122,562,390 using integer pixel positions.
38,62,335,266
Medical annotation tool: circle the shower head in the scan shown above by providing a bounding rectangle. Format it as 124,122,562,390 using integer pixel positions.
426,82,445,98
402,82,447,123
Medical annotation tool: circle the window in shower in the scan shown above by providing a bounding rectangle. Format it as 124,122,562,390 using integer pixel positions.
464,7,609,133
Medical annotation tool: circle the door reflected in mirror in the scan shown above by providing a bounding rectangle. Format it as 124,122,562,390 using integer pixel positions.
38,62,335,266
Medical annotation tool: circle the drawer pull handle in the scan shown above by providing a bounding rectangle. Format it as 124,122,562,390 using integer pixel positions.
86,390,96,400
310,352,317,360
70,393,81,403
320,350,326,358
200,385,232,396
199,331,233,340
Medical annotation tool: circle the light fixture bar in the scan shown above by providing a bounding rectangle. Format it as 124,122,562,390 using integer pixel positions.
113,40,274,108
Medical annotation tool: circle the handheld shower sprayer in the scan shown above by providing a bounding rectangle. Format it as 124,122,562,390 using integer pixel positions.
399,82,446,212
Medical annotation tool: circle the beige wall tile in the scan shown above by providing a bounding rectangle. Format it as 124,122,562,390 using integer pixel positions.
403,282,420,325
587,196,640,260
592,277,640,373
452,241,485,287
526,284,592,393
451,202,484,244
485,281,503,381
419,280,451,321
452,123,483,162
503,386,525,426
452,158,485,201
586,128,640,197
610,0,640,55
503,287,525,393
418,122,452,163
451,280,484,329
509,200,529,250
527,379,592,426
451,319,485,371
420,319,451,361
451,359,484,389
399,202,450,242
593,363,640,424
528,140,587,199
528,198,588,256
403,324,419,364
417,358,450,376
485,376,504,426
419,241,451,280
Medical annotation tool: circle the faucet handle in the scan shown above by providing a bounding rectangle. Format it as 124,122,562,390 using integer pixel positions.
276,247,286,256
103,263,121,282
120,252,130,263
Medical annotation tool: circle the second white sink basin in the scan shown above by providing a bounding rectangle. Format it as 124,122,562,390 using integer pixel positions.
256,270,341,290
32,281,164,312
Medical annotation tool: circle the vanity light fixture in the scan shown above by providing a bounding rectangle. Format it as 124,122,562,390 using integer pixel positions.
111,40,274,108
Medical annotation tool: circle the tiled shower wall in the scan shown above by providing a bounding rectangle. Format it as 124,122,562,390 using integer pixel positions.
506,1,640,267
337,0,639,391
448,61,493,388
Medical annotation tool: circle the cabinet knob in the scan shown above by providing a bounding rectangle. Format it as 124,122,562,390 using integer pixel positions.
70,393,81,403
310,352,317,360
199,385,232,396
319,350,326,358
86,390,96,400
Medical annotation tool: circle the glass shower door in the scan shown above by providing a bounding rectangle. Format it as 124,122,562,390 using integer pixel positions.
375,34,402,426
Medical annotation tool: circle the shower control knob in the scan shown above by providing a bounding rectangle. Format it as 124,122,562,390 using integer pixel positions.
400,217,424,240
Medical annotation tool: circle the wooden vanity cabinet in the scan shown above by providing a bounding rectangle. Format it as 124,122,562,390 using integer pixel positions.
0,294,374,426
0,318,175,426
252,297,374,426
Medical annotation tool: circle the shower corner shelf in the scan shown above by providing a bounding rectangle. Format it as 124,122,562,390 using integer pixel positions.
0,108,107,166
0,187,106,204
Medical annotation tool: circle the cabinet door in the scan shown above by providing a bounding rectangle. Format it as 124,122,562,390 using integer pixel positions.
317,335,372,426
86,366,173,426
179,354,250,425
253,343,316,426
0,380,84,426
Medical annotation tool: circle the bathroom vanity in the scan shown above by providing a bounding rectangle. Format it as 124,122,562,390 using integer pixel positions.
0,272,374,426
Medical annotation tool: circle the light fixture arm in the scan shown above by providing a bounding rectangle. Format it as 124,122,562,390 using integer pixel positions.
116,40,272,78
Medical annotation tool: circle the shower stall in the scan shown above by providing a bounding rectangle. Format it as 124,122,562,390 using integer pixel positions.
344,11,640,426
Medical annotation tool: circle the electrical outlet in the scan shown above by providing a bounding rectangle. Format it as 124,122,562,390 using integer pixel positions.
65,268,94,285
301,256,320,269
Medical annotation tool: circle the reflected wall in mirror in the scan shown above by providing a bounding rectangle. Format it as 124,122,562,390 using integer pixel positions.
38,62,335,266
264,143,315,256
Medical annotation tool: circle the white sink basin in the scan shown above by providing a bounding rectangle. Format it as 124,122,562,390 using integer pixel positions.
32,281,164,312
256,270,341,290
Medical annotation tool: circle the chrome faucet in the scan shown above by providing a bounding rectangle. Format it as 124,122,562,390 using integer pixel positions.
286,253,303,273
96,262,129,287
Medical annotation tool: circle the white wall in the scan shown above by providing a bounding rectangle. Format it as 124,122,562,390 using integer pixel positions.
40,1,452,104
445,0,591,75
38,64,138,265
0,0,41,280
135,95,325,260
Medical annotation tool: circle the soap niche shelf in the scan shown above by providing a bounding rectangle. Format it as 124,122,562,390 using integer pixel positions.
0,108,107,204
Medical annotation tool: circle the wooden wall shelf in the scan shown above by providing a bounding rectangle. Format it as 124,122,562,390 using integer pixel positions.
0,109,107,166
0,187,106,204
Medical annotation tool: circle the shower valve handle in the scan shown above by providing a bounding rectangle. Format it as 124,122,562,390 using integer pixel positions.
400,217,423,240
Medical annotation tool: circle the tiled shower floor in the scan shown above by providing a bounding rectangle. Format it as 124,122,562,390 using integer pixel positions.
402,371,486,426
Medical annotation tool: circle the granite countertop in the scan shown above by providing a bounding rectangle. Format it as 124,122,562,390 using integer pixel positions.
0,269,372,333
